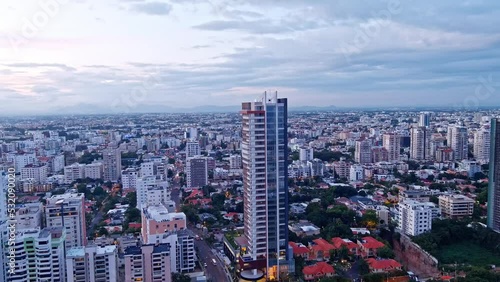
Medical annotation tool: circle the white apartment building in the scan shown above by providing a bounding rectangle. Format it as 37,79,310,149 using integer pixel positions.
122,168,139,189
299,148,314,162
185,141,200,158
447,126,469,161
15,203,43,230
459,160,482,178
6,152,37,172
64,163,104,183
229,154,242,169
51,154,66,173
45,193,87,248
4,227,66,282
20,164,48,184
397,200,441,236
288,161,311,179
66,245,119,282
64,163,85,183
439,194,475,219
136,176,170,210
141,161,155,177
474,128,490,163
410,127,431,160
84,162,103,179
350,164,364,182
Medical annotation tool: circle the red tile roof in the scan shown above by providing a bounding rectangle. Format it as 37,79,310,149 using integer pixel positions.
303,262,335,276
331,237,359,250
360,237,385,249
366,258,402,271
289,242,309,255
186,189,203,199
311,238,335,252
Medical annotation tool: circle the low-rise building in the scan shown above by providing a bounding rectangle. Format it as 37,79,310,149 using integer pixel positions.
289,221,321,237
303,262,335,281
366,258,402,273
439,194,474,218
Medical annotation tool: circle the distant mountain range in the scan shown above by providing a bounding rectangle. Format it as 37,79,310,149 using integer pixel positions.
6,103,500,117
51,103,340,115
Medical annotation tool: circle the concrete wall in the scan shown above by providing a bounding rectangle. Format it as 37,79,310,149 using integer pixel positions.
393,234,440,279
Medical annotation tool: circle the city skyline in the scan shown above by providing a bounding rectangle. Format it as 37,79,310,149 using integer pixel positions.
1,1,500,115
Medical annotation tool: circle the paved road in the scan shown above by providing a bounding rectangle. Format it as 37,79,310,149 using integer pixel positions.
172,183,230,282
193,233,230,282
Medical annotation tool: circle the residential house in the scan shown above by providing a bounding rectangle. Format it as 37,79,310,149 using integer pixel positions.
289,242,309,259
358,237,385,258
303,262,335,281
309,238,336,261
366,258,402,273
331,237,360,255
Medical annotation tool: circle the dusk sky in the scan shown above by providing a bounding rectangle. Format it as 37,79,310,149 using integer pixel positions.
1,0,499,114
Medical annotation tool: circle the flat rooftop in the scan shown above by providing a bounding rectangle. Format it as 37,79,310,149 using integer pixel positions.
144,204,186,222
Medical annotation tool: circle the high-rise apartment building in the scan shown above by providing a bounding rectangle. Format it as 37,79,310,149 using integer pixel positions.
45,193,87,248
333,159,350,179
419,112,431,127
299,148,314,162
383,133,401,162
122,167,139,189
488,118,500,232
66,245,119,282
102,148,121,182
447,126,469,161
350,164,364,182
229,154,242,169
355,139,372,164
240,93,293,280
5,227,66,282
20,164,48,183
124,244,172,282
474,127,490,163
410,127,431,160
136,176,171,210
186,157,208,188
185,141,200,158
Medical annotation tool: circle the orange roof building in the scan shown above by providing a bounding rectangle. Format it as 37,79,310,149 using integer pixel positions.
303,262,335,281
366,258,402,273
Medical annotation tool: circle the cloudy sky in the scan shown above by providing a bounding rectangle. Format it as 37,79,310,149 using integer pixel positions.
1,0,500,114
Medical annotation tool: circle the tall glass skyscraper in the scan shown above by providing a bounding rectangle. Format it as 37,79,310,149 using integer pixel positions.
488,118,500,232
240,92,293,280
